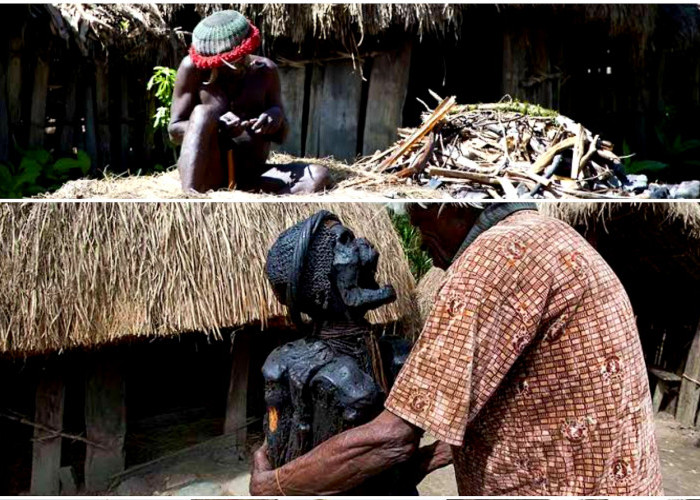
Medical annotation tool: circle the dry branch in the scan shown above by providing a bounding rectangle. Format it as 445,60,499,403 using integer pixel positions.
356,99,634,199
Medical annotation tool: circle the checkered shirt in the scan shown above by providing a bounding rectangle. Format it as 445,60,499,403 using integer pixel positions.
385,210,663,495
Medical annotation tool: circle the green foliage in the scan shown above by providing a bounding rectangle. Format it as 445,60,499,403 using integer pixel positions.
0,148,90,198
461,100,558,118
623,106,700,176
147,66,177,131
621,140,669,174
390,212,433,281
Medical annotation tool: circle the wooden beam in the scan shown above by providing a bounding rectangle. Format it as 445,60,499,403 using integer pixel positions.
84,81,98,167
305,60,363,161
30,368,65,495
224,331,251,453
84,357,126,493
8,37,23,129
28,51,50,148
362,43,412,156
0,58,9,162
59,68,79,154
95,58,111,170
142,66,156,166
59,466,78,495
275,65,306,156
677,318,700,426
119,69,129,170
501,29,527,101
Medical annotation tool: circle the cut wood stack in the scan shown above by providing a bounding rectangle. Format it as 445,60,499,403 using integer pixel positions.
357,96,637,199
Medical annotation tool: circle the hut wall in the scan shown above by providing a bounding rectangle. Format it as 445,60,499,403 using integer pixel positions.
2,7,699,172
0,324,296,495
0,11,176,176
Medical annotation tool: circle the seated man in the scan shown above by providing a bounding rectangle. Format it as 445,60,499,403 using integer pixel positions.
168,10,330,194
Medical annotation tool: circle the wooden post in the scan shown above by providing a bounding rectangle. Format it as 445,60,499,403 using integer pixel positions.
275,65,306,156
95,58,111,169
305,60,363,161
0,59,9,162
84,81,98,167
224,331,251,452
120,69,130,170
648,368,681,414
59,466,78,495
501,29,527,101
84,357,126,492
362,43,412,155
677,318,700,426
28,51,50,148
30,368,65,495
59,68,79,154
527,29,554,108
8,37,23,130
142,66,156,166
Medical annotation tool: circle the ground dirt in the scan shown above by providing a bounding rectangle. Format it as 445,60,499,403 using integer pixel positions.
108,414,699,496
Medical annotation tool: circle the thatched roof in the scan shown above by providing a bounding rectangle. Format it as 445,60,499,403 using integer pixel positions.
540,202,700,243
416,266,445,323
38,4,700,60
0,203,418,357
541,202,700,286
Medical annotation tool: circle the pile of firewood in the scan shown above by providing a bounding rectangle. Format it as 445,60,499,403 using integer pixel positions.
356,95,638,199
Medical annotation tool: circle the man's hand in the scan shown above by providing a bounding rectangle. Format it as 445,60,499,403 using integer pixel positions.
406,440,453,484
219,112,245,138
250,441,277,495
250,107,284,136
248,410,419,496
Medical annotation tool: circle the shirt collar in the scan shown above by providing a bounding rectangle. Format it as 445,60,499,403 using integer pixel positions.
453,202,538,263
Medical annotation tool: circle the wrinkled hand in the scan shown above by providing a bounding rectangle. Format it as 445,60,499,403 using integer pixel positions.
219,111,245,138
249,441,277,495
250,108,283,135
406,440,453,485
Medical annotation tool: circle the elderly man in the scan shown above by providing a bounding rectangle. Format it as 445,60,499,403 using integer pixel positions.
169,10,329,194
250,202,663,496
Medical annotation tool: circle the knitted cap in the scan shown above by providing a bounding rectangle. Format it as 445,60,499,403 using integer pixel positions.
189,10,261,69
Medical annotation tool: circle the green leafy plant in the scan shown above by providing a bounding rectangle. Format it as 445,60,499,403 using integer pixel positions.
147,66,177,131
390,212,433,281
0,148,90,198
621,140,669,175
624,105,700,177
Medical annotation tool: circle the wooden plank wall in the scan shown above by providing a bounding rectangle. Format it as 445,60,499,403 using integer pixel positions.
363,43,413,155
677,319,700,426
84,358,126,492
28,50,50,148
7,37,23,141
276,65,306,156
224,331,251,454
29,369,65,495
0,58,8,161
5,24,413,169
306,59,364,161
276,45,413,161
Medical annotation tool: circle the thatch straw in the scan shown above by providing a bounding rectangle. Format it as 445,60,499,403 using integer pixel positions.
0,203,418,356
41,153,449,201
191,4,463,45
43,4,700,60
539,202,700,241
415,266,445,324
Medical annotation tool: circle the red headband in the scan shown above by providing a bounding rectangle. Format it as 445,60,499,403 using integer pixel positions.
189,23,261,70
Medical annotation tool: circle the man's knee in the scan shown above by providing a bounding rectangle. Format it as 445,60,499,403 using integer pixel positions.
307,164,331,190
190,104,223,131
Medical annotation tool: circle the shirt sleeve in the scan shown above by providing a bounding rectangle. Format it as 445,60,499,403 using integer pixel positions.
384,230,550,446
